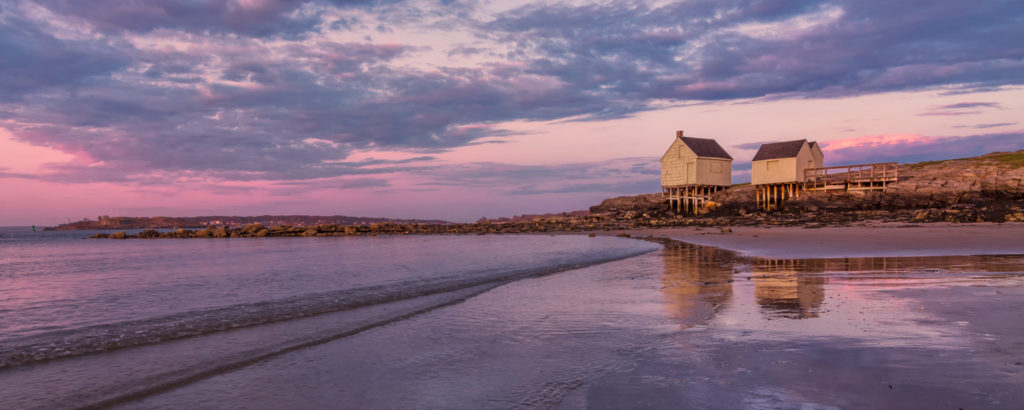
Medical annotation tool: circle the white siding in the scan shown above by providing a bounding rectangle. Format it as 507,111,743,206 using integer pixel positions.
751,141,826,185
661,139,732,186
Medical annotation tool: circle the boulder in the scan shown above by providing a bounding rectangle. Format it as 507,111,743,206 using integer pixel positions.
241,223,266,234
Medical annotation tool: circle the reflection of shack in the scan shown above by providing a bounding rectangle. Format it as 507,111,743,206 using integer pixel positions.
753,258,826,319
661,242,734,325
751,139,823,210
661,131,733,214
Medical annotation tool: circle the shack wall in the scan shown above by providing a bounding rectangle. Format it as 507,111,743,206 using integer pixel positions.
660,139,698,186
752,157,798,184
809,144,824,168
695,157,732,186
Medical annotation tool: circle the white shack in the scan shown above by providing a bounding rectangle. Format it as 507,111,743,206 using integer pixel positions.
660,131,733,187
661,131,733,214
750,139,824,185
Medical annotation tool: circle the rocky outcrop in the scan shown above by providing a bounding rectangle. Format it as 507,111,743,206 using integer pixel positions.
87,151,1024,240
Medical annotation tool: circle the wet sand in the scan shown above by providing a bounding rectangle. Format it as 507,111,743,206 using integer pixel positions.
115,240,1024,409
617,222,1024,258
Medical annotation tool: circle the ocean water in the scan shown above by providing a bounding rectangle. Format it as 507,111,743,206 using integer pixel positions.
0,227,659,407
4,227,1024,409
118,243,1024,410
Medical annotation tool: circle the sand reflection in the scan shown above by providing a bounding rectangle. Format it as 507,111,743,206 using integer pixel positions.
661,241,1024,327
660,242,734,325
752,259,826,319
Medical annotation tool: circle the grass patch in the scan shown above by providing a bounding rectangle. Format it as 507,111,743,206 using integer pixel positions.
730,182,751,187
985,151,1024,168
908,159,949,168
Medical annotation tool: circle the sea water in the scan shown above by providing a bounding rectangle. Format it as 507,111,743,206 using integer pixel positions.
0,226,659,408
4,227,1024,409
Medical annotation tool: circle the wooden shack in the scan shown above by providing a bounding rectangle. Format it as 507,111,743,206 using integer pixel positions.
751,139,822,185
661,131,733,213
749,139,823,210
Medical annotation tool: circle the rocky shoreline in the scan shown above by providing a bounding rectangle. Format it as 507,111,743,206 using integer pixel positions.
88,205,1024,240
89,150,1024,239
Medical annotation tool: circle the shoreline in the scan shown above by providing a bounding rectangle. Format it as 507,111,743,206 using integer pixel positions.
608,222,1024,259
65,219,1024,259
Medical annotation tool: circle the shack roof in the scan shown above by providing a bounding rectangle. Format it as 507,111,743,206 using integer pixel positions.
678,136,733,160
752,139,808,161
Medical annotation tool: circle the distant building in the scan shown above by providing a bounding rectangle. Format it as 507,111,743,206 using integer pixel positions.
750,139,823,185
660,131,733,187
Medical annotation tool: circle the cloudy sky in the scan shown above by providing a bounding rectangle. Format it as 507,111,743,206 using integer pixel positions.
1,0,1022,224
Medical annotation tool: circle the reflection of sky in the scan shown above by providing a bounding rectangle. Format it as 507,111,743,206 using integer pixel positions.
1,1,1022,224
711,278,968,349
663,252,1024,349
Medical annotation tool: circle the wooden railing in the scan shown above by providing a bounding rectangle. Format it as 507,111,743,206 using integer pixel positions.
804,162,898,191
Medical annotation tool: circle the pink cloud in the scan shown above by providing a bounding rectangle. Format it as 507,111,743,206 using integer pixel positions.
820,131,1024,166
821,134,936,152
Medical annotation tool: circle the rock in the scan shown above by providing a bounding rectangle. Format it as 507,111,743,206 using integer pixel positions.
110,231,127,240
302,228,319,237
212,227,229,238
720,227,732,233
241,223,265,234
255,229,269,237
138,229,161,238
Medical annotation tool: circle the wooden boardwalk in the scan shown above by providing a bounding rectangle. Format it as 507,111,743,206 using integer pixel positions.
804,162,898,192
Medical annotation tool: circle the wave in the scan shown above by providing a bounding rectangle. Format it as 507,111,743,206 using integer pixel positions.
0,244,657,370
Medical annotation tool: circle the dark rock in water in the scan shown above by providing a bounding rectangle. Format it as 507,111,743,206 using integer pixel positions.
138,230,161,239
240,223,265,234
212,227,229,238
110,231,127,240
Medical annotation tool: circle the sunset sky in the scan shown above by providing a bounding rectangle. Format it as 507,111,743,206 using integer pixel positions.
1,0,1022,225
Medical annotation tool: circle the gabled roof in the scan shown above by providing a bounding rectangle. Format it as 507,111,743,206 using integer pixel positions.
752,139,807,161
678,136,733,160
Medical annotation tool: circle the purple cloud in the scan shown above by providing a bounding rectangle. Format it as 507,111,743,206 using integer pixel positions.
953,122,1017,129
1,0,1022,187
937,102,1003,110
34,0,318,37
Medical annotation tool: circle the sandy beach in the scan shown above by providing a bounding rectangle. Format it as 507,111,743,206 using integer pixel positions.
616,222,1024,258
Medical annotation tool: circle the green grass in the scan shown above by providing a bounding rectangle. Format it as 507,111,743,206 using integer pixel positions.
985,151,1024,168
908,159,949,168
730,182,751,187
906,150,1024,169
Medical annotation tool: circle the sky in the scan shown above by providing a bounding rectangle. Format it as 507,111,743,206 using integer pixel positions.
0,0,1022,225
